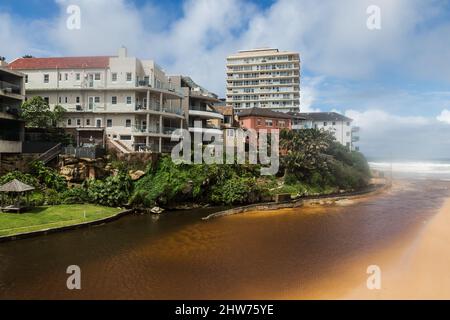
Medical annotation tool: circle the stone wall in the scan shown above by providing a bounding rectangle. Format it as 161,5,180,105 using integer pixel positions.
0,153,40,175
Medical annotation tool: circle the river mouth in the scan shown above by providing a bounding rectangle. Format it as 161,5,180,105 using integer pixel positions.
0,179,449,299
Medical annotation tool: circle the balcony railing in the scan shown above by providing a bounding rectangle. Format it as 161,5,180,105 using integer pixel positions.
189,105,221,114
136,79,184,96
0,104,21,116
135,103,183,115
0,80,22,95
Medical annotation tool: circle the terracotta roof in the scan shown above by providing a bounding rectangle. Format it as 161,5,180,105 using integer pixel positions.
237,107,291,119
8,56,111,70
0,179,35,193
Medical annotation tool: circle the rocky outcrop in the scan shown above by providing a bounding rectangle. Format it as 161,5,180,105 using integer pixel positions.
58,155,109,182
129,170,145,181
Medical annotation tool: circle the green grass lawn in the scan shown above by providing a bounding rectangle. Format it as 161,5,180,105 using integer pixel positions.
0,204,122,237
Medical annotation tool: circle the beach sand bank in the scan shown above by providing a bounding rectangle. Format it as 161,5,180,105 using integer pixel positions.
341,197,450,299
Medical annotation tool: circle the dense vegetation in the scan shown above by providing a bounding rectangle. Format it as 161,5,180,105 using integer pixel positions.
0,128,371,209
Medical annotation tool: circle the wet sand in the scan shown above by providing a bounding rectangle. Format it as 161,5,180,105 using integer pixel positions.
341,197,450,299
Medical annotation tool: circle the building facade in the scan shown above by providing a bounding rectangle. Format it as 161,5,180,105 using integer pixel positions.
237,107,292,133
0,64,25,154
291,112,359,150
226,48,300,113
8,47,185,153
168,75,223,137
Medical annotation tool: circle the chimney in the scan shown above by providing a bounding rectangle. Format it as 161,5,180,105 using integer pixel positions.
118,46,127,58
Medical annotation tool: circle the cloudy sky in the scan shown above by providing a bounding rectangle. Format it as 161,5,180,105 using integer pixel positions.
1,0,450,160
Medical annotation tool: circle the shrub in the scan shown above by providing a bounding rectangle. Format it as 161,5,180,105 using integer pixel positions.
0,171,40,188
210,176,261,205
85,172,132,207
61,186,89,204
30,161,67,191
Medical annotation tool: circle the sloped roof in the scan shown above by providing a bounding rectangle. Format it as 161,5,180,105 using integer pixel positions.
292,112,353,122
214,105,234,116
0,179,35,193
237,107,291,119
8,56,111,70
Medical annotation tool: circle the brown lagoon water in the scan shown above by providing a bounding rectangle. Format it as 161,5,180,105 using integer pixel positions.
0,179,449,299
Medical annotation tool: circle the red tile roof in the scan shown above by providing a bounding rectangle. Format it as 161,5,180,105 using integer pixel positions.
8,56,111,70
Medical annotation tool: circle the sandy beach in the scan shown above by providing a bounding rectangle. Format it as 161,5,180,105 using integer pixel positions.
342,196,450,299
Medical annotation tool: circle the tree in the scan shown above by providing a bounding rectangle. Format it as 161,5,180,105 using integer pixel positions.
280,128,334,181
22,55,34,58
20,96,66,128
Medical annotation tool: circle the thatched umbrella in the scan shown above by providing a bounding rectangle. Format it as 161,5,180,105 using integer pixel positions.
0,179,35,213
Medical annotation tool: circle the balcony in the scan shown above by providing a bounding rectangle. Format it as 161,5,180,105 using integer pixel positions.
136,79,184,96
351,126,360,132
135,103,183,116
0,80,22,95
189,105,223,120
132,126,180,136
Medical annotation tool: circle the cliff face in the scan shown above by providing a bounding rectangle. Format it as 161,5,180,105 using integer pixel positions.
58,155,146,183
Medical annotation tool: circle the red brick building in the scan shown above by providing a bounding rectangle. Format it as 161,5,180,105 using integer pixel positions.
237,107,292,132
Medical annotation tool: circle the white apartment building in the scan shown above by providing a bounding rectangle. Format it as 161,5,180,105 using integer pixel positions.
8,47,185,153
226,48,300,113
291,112,360,151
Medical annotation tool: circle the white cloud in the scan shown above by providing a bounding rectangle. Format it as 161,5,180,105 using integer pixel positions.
437,109,450,124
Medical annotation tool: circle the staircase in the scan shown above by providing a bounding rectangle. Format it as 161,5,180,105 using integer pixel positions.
106,138,132,154
36,143,63,164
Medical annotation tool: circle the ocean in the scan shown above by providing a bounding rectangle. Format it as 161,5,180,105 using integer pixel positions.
369,160,450,180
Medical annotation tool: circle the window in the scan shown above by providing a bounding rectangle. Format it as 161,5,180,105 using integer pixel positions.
265,119,273,127
257,118,262,126
126,96,132,105
120,135,132,141
125,119,131,127
112,73,117,82
96,119,102,127
65,73,68,81
76,119,81,126
44,74,49,83
86,119,91,126
279,120,285,128
25,75,28,83
94,73,101,81
126,72,132,82
43,97,49,104
94,97,100,103
65,97,68,103
346,132,351,137
67,119,72,126
332,121,336,126
323,122,327,126
107,119,112,127
59,74,62,81
76,96,80,103
346,122,351,126
112,96,117,104
76,73,80,81
58,96,62,103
